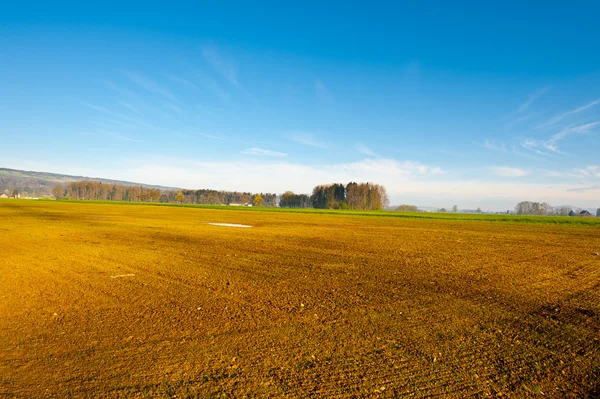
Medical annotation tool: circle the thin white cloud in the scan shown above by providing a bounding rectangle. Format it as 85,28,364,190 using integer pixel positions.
548,121,600,144
98,129,143,143
199,133,227,141
122,71,179,103
544,166,600,179
201,45,239,87
83,102,110,114
482,140,507,152
164,104,185,116
538,99,600,128
327,158,443,177
489,166,529,177
573,165,600,178
508,113,535,127
241,148,287,157
196,132,249,145
165,73,198,90
106,81,139,98
523,121,600,155
197,73,231,102
566,186,599,192
117,101,141,115
285,132,327,148
517,86,551,113
520,139,552,156
355,143,379,157
113,135,143,143
83,102,158,129
315,79,334,106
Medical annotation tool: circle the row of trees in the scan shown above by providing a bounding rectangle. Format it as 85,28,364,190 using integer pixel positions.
54,180,391,211
279,191,311,208
160,189,277,206
515,201,553,216
54,181,277,206
515,201,600,217
310,182,388,210
55,181,161,202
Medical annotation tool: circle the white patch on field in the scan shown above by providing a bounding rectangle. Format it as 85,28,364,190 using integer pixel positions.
207,223,252,228
110,274,135,278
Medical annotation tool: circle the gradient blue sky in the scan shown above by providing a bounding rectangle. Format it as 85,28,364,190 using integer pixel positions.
2,1,600,210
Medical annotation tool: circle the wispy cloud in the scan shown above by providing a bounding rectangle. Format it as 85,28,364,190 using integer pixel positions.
517,86,551,113
201,45,239,87
538,99,600,128
545,166,600,180
83,102,158,129
197,132,248,144
482,139,545,160
98,129,143,143
165,73,198,90
508,113,535,127
118,101,141,115
328,158,443,177
164,103,185,116
197,73,231,103
482,140,507,152
83,102,111,114
355,143,379,157
106,81,139,98
573,165,600,178
315,79,334,106
489,166,529,177
548,121,600,145
522,121,600,155
285,132,327,148
520,139,552,156
122,71,179,103
566,186,599,193
199,133,227,141
241,147,287,157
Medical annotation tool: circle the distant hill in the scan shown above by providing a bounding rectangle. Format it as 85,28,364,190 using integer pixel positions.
0,168,178,197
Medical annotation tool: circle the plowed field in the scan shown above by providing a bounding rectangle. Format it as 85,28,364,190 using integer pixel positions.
1,201,599,397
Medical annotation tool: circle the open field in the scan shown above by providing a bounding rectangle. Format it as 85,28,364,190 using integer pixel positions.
1,200,599,398
46,200,600,226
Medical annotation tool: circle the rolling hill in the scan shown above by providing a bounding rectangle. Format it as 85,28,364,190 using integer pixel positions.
0,168,178,197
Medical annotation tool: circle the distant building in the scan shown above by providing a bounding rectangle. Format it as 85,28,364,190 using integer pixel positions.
229,203,242,206
579,210,593,217
0,193,8,199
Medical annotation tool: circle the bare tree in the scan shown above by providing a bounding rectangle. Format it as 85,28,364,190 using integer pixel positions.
52,185,63,200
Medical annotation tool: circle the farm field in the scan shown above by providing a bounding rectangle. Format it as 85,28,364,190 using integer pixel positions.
1,200,599,397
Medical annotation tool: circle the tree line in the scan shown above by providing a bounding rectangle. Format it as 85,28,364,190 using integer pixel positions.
54,180,390,211
515,201,599,217
54,181,277,206
279,191,311,208
310,182,388,210
162,189,277,207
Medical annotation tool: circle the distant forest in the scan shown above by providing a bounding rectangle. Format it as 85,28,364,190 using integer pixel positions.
55,181,277,206
47,180,389,211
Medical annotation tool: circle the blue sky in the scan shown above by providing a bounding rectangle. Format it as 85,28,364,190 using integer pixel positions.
1,1,600,210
